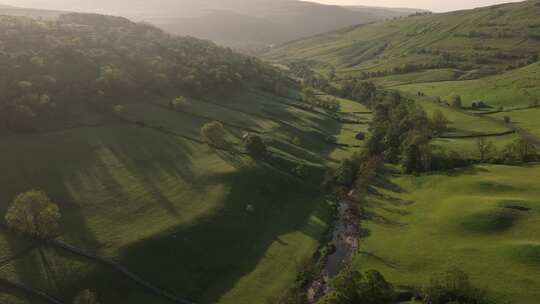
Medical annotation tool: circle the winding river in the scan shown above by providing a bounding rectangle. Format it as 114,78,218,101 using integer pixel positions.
307,201,360,303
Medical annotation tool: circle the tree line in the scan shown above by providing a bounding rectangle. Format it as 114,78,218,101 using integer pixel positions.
0,13,286,132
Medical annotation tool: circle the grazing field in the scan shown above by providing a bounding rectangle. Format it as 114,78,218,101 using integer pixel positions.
397,63,540,108
490,108,540,138
369,69,462,87
415,98,509,136
432,134,519,159
355,164,540,304
0,88,367,304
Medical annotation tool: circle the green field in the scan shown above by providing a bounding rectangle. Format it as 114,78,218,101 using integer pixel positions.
490,108,540,138
355,164,540,303
397,63,540,108
370,69,462,87
0,88,368,304
414,97,509,136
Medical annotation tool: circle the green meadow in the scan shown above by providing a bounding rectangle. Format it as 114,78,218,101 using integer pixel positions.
396,63,540,108
355,164,540,304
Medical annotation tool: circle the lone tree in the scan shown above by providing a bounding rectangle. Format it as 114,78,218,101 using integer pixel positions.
5,190,61,239
73,290,100,304
201,121,226,147
450,94,462,109
476,137,494,162
245,135,268,159
431,110,450,135
514,136,537,162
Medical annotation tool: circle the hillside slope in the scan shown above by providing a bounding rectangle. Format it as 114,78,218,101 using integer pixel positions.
0,12,371,304
266,0,540,76
1,0,424,48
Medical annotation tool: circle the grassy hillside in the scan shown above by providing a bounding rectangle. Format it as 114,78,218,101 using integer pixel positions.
266,0,540,77
0,87,371,303
397,62,540,108
0,12,373,304
355,164,540,303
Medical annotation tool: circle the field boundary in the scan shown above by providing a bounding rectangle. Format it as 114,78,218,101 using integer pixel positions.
49,240,195,304
0,278,64,304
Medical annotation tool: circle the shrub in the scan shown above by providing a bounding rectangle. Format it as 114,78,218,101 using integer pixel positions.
245,135,268,159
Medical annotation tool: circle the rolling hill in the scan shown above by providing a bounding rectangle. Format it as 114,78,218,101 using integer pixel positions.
1,0,424,48
265,0,540,76
0,11,371,304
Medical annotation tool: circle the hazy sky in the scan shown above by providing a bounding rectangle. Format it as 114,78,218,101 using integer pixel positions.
310,0,525,12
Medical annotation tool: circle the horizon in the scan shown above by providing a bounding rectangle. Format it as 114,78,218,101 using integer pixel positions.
308,0,526,12
0,0,528,13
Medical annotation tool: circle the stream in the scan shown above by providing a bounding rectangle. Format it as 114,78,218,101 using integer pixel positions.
307,201,360,303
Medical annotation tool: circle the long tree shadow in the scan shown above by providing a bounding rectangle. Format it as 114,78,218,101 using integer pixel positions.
114,166,327,304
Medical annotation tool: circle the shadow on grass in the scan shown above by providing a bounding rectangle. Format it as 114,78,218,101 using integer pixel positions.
114,166,326,304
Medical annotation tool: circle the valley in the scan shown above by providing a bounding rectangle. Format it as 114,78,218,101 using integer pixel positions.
0,1,539,304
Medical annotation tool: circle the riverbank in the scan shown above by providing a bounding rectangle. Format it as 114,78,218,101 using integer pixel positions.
307,201,360,303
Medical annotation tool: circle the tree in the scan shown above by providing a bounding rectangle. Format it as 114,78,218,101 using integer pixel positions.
476,137,494,162
514,136,537,162
431,110,449,135
201,121,226,147
73,290,100,304
170,96,188,110
450,95,462,109
302,87,316,104
245,135,267,159
318,269,395,304
5,190,61,239
402,141,432,174
423,268,493,304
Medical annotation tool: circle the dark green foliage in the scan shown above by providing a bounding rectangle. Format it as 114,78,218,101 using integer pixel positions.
245,135,268,159
201,121,226,147
431,110,449,135
450,95,463,109
0,13,282,131
423,268,494,304
501,136,538,162
5,189,61,239
317,269,395,304
340,81,377,106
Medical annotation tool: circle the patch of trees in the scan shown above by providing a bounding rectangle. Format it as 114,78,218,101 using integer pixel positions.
322,152,383,197
0,13,283,132
423,268,495,304
337,82,468,175
301,87,340,111
317,269,395,304
473,136,538,164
